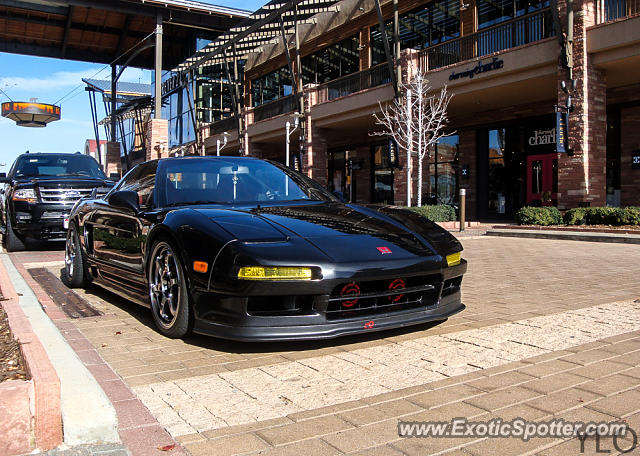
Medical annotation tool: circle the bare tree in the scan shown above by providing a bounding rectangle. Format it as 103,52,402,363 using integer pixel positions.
372,72,453,206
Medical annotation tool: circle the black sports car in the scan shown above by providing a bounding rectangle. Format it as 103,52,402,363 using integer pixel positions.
64,156,466,341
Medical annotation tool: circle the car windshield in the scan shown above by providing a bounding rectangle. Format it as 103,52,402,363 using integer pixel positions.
160,158,337,207
14,155,106,179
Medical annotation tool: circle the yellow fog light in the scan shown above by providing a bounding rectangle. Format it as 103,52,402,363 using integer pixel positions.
446,252,461,267
237,266,313,280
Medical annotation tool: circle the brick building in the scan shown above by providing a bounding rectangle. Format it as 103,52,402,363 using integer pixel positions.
153,0,640,219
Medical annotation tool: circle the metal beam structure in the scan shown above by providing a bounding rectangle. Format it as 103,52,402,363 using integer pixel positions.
374,0,398,97
154,13,163,119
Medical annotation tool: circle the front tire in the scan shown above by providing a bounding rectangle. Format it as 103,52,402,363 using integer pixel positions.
148,240,192,338
4,217,26,252
62,224,87,288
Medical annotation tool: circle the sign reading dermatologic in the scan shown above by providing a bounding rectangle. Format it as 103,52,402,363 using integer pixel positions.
449,57,504,81
161,73,188,96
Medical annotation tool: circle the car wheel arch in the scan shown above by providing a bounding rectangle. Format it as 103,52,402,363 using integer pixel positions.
144,226,193,290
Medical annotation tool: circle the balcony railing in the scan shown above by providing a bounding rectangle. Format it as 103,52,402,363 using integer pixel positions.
597,0,640,22
317,64,392,104
419,9,554,71
253,94,297,122
209,116,237,135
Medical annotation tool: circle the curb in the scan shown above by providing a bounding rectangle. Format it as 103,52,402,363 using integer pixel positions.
0,253,62,452
485,229,640,244
0,254,120,446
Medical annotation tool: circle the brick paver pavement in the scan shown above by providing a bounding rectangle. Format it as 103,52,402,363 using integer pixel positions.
10,237,640,455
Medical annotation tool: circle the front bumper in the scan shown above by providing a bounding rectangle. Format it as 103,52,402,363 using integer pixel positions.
12,202,72,240
192,260,467,341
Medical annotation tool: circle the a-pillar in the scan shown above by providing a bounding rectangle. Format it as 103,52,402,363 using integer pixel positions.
145,118,169,161
557,0,607,209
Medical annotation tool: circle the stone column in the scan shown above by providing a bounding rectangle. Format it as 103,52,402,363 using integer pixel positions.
557,0,607,209
145,118,169,161
105,142,121,177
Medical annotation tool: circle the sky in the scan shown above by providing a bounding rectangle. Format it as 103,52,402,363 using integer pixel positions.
0,0,266,172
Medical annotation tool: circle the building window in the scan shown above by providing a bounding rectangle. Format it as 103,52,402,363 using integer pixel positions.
371,0,460,66
477,0,549,28
427,135,459,205
301,34,360,84
196,61,243,124
251,67,292,107
372,144,395,204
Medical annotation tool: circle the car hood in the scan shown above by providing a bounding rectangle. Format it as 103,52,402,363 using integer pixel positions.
13,176,113,187
196,203,452,262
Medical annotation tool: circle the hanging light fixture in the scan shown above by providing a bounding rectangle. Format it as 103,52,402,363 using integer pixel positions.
1,101,61,128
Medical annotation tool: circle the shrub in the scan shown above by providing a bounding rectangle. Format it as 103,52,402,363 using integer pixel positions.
407,205,456,222
565,206,640,226
515,206,563,226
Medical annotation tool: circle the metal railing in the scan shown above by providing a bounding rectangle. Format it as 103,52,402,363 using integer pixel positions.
252,94,297,122
419,9,554,71
209,116,236,135
597,0,640,22
317,64,392,104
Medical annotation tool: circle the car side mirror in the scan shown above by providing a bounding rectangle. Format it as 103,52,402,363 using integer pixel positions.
0,173,7,184
108,190,140,214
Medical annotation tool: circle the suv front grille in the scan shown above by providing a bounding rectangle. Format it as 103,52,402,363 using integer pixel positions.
39,188,95,204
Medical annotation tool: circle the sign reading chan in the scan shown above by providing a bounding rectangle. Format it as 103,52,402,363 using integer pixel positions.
632,150,640,170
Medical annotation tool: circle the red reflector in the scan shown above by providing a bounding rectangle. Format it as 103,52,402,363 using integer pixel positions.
376,246,392,254
388,278,405,302
340,282,360,308
364,320,375,329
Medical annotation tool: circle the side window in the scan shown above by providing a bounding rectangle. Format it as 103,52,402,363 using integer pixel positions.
111,162,158,209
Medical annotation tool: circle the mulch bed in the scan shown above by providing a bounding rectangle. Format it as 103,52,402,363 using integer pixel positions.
0,299,29,382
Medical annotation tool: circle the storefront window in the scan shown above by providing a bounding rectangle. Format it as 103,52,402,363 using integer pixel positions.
196,61,243,124
371,0,460,66
477,0,549,29
301,35,360,84
427,135,459,205
372,144,394,204
251,67,292,107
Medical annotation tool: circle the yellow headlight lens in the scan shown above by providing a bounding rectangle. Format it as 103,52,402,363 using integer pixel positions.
446,252,461,267
237,266,313,280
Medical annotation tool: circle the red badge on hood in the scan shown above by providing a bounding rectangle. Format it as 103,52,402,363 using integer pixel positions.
377,246,392,254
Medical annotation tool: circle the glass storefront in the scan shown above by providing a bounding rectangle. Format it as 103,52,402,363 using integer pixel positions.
371,144,395,204
427,135,459,205
477,116,557,218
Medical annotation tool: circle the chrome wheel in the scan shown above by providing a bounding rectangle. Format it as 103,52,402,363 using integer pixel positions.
65,228,76,279
149,242,182,329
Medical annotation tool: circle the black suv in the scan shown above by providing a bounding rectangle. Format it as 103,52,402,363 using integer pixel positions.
0,153,115,251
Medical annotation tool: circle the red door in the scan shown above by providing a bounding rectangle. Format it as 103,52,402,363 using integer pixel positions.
527,154,558,206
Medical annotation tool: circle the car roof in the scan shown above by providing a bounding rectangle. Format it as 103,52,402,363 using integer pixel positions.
16,153,91,158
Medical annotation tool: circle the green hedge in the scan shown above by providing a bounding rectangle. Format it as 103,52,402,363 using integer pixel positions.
515,207,563,226
564,207,640,226
407,205,457,222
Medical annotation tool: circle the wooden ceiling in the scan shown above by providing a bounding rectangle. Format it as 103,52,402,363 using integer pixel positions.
0,0,250,69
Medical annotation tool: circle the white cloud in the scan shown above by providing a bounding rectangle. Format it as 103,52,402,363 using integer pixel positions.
0,67,150,95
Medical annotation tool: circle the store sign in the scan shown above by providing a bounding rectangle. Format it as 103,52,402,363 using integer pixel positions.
449,57,504,81
528,128,556,146
388,138,400,168
633,150,640,170
556,112,569,154
162,73,188,96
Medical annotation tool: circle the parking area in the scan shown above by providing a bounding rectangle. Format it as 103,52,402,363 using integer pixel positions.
9,236,640,455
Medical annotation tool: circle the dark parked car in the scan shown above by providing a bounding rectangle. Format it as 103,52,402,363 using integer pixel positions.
0,153,115,251
64,156,466,341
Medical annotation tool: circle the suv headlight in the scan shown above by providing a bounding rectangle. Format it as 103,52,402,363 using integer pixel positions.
13,188,37,203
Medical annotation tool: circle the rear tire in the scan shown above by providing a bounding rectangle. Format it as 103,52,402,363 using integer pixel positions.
62,224,87,288
148,239,193,338
4,218,26,252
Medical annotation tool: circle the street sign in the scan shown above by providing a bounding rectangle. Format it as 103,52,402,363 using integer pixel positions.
556,112,568,154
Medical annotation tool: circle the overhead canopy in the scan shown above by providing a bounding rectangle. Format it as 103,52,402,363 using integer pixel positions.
176,0,342,71
0,0,251,69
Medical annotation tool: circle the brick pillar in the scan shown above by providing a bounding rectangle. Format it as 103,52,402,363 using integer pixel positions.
105,142,121,177
359,28,370,70
557,0,607,209
301,87,328,186
458,130,477,219
145,118,169,161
